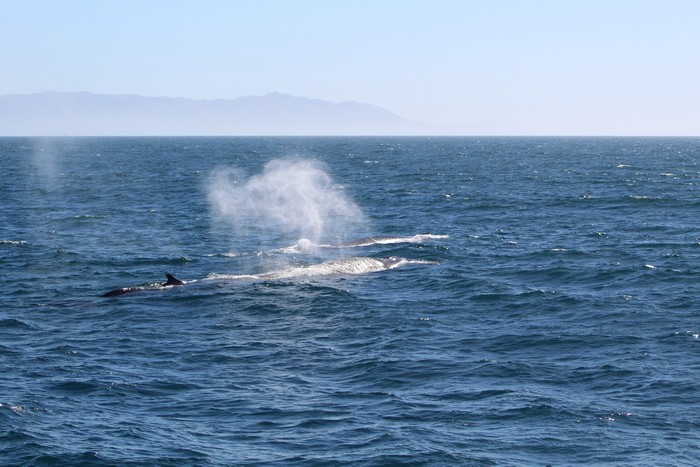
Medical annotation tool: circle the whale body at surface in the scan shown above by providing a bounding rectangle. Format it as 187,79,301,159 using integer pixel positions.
206,256,438,281
101,254,440,296
102,273,185,297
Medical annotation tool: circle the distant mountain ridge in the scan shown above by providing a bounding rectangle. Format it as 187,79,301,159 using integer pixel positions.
0,91,431,136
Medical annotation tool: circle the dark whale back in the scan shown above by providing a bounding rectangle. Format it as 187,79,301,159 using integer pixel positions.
102,273,185,297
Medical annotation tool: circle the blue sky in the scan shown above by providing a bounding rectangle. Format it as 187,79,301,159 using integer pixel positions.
3,0,699,135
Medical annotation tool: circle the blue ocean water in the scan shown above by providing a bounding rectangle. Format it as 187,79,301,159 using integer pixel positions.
1,136,699,465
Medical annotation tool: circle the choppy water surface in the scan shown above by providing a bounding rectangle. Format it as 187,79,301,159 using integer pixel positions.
1,137,699,465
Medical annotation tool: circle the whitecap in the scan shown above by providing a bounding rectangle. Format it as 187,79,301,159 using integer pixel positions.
0,240,27,246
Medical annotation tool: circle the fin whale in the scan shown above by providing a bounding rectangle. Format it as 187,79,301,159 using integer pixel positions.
164,273,185,286
334,234,449,248
102,253,439,296
206,255,439,281
102,272,185,297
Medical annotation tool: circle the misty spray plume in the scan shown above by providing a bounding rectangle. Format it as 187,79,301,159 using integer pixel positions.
208,159,366,247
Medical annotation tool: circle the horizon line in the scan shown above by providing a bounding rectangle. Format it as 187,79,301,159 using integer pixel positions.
1,134,698,138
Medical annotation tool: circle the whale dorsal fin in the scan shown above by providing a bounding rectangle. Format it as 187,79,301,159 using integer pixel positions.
164,273,185,286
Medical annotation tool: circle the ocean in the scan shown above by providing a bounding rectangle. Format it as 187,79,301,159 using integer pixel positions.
1,136,698,465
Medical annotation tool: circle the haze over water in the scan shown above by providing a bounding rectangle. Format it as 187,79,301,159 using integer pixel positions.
3,2,699,136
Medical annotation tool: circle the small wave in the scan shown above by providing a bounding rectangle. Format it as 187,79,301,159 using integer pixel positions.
206,251,239,258
0,318,36,330
672,330,700,340
51,380,101,394
0,240,27,246
130,256,193,265
0,402,28,415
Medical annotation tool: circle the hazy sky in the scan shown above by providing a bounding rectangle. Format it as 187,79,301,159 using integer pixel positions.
3,0,699,135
